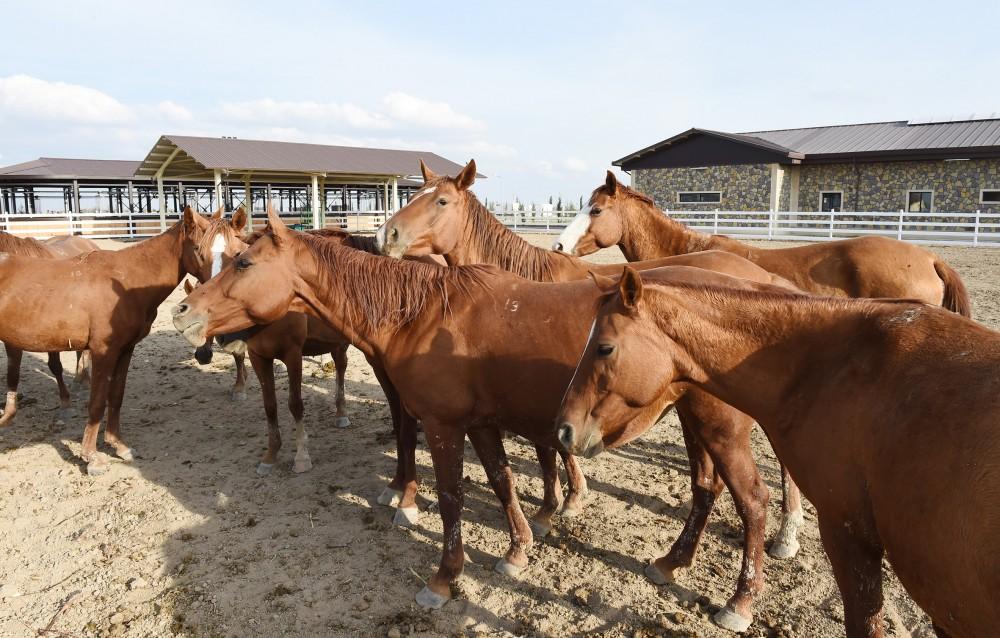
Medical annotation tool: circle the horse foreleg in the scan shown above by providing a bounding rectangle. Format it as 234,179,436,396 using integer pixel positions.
103,345,137,462
249,351,280,476
469,427,533,576
818,510,886,638
285,355,310,473
47,352,75,423
80,351,114,475
768,463,804,559
650,401,724,584
373,365,421,518
0,344,23,427
415,421,466,610
528,444,563,537
332,343,350,428
558,449,589,516
230,353,247,401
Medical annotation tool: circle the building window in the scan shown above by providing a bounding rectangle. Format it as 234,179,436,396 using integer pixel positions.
819,191,843,212
907,190,933,213
980,190,1000,204
677,191,721,204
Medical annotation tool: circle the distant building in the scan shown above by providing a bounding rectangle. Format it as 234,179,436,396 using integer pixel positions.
615,117,1000,213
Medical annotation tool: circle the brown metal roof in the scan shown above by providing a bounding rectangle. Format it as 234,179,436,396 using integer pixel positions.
0,158,141,180
135,135,476,180
616,117,1000,169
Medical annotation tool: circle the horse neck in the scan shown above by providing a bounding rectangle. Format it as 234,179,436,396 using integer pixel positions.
652,286,876,425
118,223,187,292
447,200,559,281
619,199,716,261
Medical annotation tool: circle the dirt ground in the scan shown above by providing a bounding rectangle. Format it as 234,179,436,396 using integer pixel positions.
2,234,997,638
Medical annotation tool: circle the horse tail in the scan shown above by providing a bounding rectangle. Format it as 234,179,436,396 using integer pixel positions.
934,259,972,318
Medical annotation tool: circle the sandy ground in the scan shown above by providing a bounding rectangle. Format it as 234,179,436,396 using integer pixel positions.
2,234,998,638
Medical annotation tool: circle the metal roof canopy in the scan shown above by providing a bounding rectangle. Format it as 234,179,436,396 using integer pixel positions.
135,134,474,184
616,118,1000,170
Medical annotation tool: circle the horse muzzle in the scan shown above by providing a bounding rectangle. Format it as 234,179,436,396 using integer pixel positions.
172,304,208,347
557,421,605,459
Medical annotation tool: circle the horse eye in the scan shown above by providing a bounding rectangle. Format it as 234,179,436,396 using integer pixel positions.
590,207,602,216
236,257,252,271
597,344,615,357
437,198,447,206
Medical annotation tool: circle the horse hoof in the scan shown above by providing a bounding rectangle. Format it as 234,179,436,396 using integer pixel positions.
644,562,675,585
528,518,552,537
494,558,523,577
713,604,752,633
86,454,110,476
415,585,448,610
256,462,274,477
560,505,582,519
393,506,420,527
230,390,247,402
117,448,136,463
335,416,350,428
377,487,402,507
293,457,312,473
768,538,800,560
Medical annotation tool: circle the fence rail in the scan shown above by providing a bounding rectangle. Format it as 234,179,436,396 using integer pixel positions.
493,210,1000,247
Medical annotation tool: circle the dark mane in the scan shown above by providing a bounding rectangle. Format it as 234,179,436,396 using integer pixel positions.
459,191,556,281
248,226,380,254
0,231,51,258
294,230,490,333
589,182,656,207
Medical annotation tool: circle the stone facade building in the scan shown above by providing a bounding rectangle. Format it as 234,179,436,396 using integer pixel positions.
618,119,1000,214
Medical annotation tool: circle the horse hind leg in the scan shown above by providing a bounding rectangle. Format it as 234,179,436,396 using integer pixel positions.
230,353,248,401
768,463,805,559
102,346,137,462
332,343,350,428
48,353,75,424
0,344,23,427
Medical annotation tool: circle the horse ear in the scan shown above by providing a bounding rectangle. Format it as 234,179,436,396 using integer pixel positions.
419,158,438,183
211,206,223,220
231,206,248,232
605,170,619,196
266,202,290,247
619,266,644,310
455,159,477,191
182,206,205,234
183,279,194,295
587,270,616,292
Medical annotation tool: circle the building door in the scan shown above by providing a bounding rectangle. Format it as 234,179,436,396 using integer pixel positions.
820,191,842,212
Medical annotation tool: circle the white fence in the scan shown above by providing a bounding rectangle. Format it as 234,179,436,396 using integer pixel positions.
494,210,1000,247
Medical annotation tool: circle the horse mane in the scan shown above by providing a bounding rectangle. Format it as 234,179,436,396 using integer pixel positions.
0,231,50,258
452,187,555,281
295,230,490,333
589,181,656,208
247,226,380,255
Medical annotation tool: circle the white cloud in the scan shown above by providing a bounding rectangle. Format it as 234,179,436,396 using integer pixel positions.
155,100,193,122
453,140,517,158
563,156,588,172
220,98,392,130
382,92,485,131
0,74,133,124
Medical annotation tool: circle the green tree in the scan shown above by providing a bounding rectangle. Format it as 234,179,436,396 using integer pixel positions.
556,196,563,211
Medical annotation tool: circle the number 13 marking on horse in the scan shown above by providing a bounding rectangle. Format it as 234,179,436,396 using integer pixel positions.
504,298,519,312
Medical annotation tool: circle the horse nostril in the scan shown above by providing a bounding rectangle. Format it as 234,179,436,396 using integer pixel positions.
173,303,189,317
391,227,399,239
553,242,563,251
557,422,575,449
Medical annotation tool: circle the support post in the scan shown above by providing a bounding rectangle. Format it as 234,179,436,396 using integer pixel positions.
311,174,320,229
974,209,981,246
71,179,80,236
244,176,253,228
898,210,904,241
214,169,223,212
392,177,399,213
126,180,135,237
157,176,166,232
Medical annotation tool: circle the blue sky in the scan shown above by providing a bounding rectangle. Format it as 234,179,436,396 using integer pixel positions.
1,0,997,204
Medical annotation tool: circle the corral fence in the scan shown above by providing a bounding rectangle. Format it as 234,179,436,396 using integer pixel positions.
494,209,1000,247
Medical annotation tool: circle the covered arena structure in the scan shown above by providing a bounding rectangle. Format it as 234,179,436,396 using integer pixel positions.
0,135,469,238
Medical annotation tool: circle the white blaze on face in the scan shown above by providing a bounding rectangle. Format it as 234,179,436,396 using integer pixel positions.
554,207,593,254
412,186,437,200
375,222,388,251
210,233,227,277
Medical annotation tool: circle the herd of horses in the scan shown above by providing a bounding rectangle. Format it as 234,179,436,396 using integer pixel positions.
1,160,996,637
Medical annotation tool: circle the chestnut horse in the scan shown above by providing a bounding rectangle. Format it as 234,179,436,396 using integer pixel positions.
556,171,971,317
557,268,998,638
376,159,804,629
0,231,98,426
0,208,231,474
171,207,803,614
